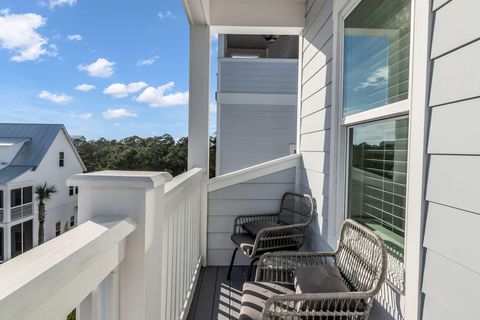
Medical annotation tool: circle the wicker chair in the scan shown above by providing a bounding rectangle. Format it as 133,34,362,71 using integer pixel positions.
227,192,316,280
238,219,387,320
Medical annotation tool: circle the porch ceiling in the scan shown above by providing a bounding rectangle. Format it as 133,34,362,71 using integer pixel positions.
182,0,306,35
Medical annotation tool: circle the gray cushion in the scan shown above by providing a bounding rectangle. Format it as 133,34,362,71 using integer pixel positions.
294,265,366,312
239,281,295,320
294,265,349,294
231,233,255,255
242,220,281,236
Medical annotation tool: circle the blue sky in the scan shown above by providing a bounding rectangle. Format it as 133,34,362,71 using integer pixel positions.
0,0,217,140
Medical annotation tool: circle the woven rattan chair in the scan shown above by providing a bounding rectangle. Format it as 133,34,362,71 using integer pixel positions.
227,192,316,280
238,219,387,320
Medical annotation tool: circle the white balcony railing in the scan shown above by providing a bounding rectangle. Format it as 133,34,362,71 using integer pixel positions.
10,203,33,222
0,168,207,320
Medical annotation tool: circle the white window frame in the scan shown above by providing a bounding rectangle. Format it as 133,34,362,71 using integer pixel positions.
55,221,61,237
327,0,431,317
329,0,416,292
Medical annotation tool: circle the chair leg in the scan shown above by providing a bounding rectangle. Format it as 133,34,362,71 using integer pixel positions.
227,247,238,281
247,257,259,281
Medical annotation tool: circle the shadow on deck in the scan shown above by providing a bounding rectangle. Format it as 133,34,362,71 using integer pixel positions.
187,266,254,320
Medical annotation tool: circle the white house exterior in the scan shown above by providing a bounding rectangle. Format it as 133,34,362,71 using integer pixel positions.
0,1,479,320
216,35,299,174
0,124,86,261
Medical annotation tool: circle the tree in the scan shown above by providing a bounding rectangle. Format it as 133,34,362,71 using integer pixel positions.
35,183,57,245
77,134,217,177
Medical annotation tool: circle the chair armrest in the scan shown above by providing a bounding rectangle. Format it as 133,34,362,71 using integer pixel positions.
256,251,336,282
233,213,279,234
263,291,372,319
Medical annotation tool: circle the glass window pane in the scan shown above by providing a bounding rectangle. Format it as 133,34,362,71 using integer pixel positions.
10,189,22,207
23,187,33,204
0,227,3,260
343,0,411,116
22,220,33,253
11,223,22,258
0,190,3,209
347,118,408,261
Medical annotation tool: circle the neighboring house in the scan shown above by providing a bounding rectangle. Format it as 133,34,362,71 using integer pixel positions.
216,34,298,175
0,124,86,262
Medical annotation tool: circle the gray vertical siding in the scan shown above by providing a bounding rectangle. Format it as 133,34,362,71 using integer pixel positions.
422,0,480,319
207,168,296,265
298,0,333,250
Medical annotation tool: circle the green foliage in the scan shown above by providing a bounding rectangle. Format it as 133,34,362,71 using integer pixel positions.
78,134,216,178
35,183,57,203
66,309,76,320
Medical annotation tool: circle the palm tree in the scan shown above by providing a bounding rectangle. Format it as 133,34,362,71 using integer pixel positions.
35,183,57,245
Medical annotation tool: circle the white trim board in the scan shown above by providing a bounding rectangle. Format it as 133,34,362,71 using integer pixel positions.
208,154,301,192
217,93,297,106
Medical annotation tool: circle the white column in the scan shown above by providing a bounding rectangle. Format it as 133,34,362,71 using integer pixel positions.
4,186,11,261
68,171,172,320
188,24,210,173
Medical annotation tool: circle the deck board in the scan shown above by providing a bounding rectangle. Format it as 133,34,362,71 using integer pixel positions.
187,266,254,320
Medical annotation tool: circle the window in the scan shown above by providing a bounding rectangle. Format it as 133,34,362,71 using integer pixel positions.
23,187,32,204
340,0,412,264
343,0,411,116
70,215,75,227
347,118,408,260
0,228,3,261
75,186,78,195
59,152,64,167
10,187,33,207
69,186,74,196
0,190,3,210
55,221,61,237
11,189,22,207
10,220,33,258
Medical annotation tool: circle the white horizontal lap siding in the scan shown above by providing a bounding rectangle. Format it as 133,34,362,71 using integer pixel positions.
298,0,333,251
207,168,295,266
423,1,480,318
218,104,297,175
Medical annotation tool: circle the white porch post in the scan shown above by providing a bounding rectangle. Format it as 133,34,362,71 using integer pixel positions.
4,186,11,261
187,24,210,172
187,24,210,266
68,171,172,320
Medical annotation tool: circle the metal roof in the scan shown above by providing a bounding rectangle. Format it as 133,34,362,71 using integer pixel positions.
0,123,86,184
0,166,32,184
0,138,31,146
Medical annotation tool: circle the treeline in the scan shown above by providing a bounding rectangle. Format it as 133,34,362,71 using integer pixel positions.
78,134,216,178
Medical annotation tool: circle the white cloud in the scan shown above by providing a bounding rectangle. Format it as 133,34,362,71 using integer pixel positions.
158,11,176,20
74,83,96,92
0,10,54,62
136,56,159,66
39,90,72,105
103,81,148,98
354,66,388,91
79,112,92,120
77,58,115,78
102,108,137,119
42,0,77,9
67,34,82,41
135,82,189,108
210,33,218,42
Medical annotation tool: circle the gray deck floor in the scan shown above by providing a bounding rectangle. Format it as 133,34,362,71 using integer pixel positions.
187,266,254,320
